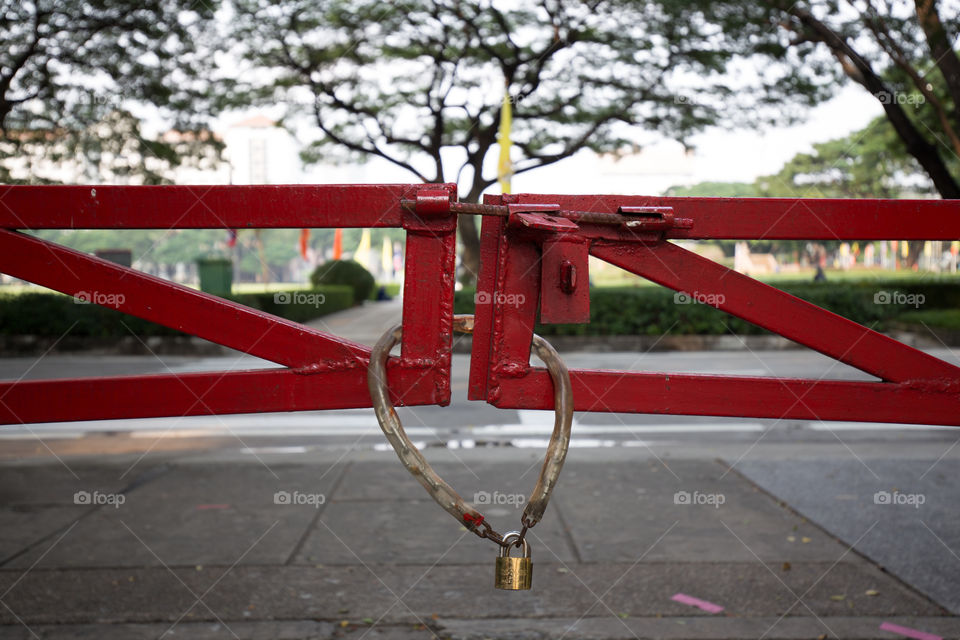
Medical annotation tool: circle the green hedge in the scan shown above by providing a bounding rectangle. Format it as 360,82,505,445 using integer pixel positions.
310,260,375,305
894,308,960,331
368,282,402,300
0,286,354,337
454,279,960,336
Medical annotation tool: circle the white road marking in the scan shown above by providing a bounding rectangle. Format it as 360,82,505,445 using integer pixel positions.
809,422,954,431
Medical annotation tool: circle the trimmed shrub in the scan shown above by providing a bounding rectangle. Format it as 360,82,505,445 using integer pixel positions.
0,286,355,338
237,286,353,324
453,280,960,336
310,260,375,305
368,282,402,300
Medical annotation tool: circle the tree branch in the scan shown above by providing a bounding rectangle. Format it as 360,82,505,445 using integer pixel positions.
861,0,960,157
771,0,960,198
915,0,960,126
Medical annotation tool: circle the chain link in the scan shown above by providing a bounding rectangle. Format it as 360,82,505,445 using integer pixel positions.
368,314,573,551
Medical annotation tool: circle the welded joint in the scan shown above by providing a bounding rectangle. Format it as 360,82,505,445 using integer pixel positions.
293,357,364,375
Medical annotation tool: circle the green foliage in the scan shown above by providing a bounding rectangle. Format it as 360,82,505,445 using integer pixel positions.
310,260,375,305
454,280,960,336
754,117,937,198
0,0,222,184
25,228,405,281
0,287,354,338
236,287,354,323
664,182,759,197
895,309,960,331
0,292,180,338
368,283,402,300
226,0,830,195
706,0,960,198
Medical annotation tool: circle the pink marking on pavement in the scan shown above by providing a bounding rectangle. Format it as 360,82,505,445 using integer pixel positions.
670,592,724,614
879,622,942,640
195,504,230,510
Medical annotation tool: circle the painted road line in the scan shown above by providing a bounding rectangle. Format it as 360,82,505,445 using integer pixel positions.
809,422,953,431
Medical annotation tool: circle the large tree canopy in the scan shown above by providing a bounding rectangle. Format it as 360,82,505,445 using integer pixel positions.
0,0,222,184
226,0,836,282
721,0,960,199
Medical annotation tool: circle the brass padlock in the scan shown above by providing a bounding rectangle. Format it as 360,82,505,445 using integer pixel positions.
495,532,532,590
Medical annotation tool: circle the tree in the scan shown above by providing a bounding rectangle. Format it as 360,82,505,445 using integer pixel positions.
226,0,835,283
716,0,960,199
753,116,943,198
0,0,223,184
664,181,757,197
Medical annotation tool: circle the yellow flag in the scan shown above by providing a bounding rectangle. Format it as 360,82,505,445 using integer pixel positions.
497,87,512,194
353,228,372,270
381,237,393,278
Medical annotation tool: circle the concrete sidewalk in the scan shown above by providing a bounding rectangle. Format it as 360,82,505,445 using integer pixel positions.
1,445,958,639
307,298,403,347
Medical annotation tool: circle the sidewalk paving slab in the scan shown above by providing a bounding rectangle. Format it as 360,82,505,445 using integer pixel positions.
1,617,958,640
0,450,957,639
737,458,960,614
0,562,942,626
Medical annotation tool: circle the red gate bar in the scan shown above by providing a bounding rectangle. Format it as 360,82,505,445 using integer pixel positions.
489,371,960,426
504,194,960,240
0,184,458,425
2,185,959,427
0,184,432,228
468,194,960,426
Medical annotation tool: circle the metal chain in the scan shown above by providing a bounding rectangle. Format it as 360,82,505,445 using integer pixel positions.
367,314,573,549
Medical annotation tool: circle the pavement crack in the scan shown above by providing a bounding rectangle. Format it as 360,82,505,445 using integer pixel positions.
284,460,353,566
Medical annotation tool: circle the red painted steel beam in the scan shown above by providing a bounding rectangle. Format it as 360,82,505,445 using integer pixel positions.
0,230,369,368
509,194,960,240
0,184,454,229
0,366,440,425
493,370,960,426
397,228,458,405
591,241,960,384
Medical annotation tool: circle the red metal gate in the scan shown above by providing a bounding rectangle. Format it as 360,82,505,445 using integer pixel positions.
1,184,958,426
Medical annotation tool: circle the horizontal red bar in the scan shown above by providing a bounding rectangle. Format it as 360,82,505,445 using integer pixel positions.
494,369,960,426
0,366,440,425
0,184,454,229
512,194,960,240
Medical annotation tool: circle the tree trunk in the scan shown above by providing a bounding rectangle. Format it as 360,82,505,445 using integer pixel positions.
907,240,925,269
457,214,482,287
457,182,488,287
915,0,960,127
783,4,960,199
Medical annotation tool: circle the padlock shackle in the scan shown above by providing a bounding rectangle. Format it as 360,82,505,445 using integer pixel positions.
499,531,530,558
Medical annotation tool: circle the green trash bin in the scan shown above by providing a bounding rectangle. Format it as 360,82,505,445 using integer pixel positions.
197,257,233,297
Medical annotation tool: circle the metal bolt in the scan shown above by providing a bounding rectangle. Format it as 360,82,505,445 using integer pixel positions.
559,260,577,294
